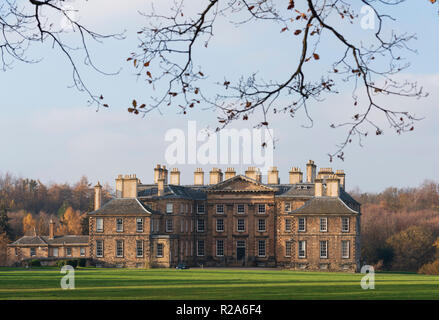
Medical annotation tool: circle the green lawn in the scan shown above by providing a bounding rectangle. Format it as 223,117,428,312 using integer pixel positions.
0,267,438,300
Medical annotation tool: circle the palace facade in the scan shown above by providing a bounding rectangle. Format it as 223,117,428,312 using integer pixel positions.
7,161,361,272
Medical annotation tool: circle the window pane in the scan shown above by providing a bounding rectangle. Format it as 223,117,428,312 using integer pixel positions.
216,219,224,232
136,240,143,257
96,240,103,257
116,218,123,232
116,240,123,257
298,241,306,258
258,219,266,232
216,240,224,256
285,219,291,232
157,243,163,257
96,218,103,232
237,219,245,232
298,218,306,232
320,218,327,232
342,217,350,232
197,219,205,232
197,240,205,256
342,240,350,258
320,241,328,258
285,241,292,257
258,240,266,257
136,218,143,232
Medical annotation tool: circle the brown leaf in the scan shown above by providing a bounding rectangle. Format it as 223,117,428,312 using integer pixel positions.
281,27,288,33
132,100,137,107
294,29,302,35
313,53,320,60
147,71,152,78
144,61,150,67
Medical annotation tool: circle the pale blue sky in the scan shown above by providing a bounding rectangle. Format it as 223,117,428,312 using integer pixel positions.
0,1,438,192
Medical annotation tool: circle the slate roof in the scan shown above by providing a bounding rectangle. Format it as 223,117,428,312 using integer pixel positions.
274,184,315,197
291,196,359,215
137,184,207,200
206,175,275,192
88,198,152,215
9,235,89,246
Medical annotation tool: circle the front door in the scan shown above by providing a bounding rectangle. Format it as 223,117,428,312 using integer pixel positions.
237,247,245,260
237,240,246,265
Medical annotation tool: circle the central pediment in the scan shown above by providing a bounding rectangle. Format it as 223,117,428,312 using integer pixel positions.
207,175,275,193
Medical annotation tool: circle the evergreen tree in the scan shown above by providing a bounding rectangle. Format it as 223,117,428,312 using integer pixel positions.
0,207,11,239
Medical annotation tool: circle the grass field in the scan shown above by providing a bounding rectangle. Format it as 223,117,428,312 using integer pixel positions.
0,267,439,300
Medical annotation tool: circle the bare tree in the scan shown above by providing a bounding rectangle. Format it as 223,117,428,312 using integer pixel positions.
128,0,435,160
0,0,123,107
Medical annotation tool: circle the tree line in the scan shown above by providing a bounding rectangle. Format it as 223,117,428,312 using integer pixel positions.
0,173,112,243
351,181,439,274
2,173,439,273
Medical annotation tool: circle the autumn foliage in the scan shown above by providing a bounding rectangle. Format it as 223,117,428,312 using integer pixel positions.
353,181,439,272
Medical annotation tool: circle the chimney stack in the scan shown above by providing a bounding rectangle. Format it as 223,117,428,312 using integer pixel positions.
154,164,161,184
267,167,279,184
317,167,334,180
209,168,223,185
225,168,236,180
335,170,346,190
326,175,340,197
289,167,303,184
161,165,168,184
194,168,204,185
170,168,181,185
115,174,139,198
94,182,102,211
314,178,324,197
245,167,261,182
49,219,55,240
157,178,165,196
306,160,317,183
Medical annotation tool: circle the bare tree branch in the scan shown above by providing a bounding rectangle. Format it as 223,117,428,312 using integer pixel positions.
0,0,124,107
129,0,431,160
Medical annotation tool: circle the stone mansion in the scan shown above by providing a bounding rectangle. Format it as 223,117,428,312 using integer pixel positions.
7,161,361,272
